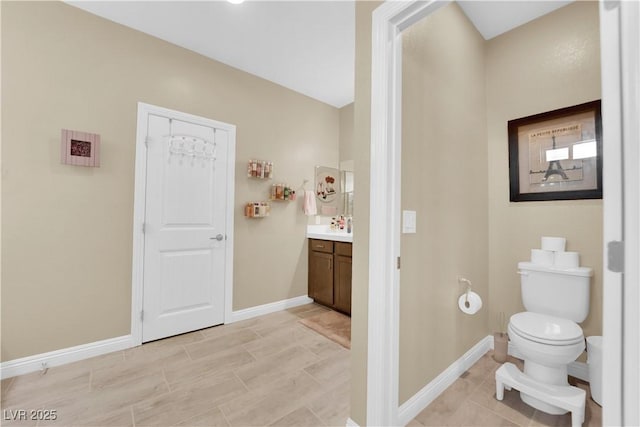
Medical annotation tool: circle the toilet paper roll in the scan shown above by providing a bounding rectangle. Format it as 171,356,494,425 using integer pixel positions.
531,249,554,266
541,236,566,252
458,291,482,315
554,251,580,268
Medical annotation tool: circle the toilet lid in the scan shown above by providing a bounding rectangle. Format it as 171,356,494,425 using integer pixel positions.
510,312,584,345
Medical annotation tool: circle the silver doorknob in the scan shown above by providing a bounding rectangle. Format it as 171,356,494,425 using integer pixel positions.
210,234,224,241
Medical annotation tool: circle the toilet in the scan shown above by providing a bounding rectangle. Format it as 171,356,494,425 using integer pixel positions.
508,260,592,415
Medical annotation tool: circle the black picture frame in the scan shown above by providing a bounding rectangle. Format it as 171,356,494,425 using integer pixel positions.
508,100,602,202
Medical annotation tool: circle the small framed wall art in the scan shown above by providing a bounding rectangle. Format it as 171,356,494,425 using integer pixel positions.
61,129,101,167
315,165,340,216
508,100,602,202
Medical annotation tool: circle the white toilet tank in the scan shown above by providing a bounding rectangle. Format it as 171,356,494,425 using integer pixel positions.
518,262,593,323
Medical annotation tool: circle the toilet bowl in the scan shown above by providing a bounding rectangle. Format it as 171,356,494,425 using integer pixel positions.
499,249,592,419
508,312,585,414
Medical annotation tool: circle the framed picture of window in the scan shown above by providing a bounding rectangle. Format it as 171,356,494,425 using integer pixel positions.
508,100,602,202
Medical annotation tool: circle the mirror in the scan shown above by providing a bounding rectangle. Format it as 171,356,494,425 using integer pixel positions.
341,170,354,217
340,160,354,217
314,164,354,217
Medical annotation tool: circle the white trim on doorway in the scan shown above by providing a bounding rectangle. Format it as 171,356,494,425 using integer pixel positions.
131,102,236,346
600,1,640,425
618,1,640,424
367,2,449,425
598,3,623,423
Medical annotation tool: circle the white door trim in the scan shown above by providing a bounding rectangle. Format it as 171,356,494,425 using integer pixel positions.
599,2,623,424
368,2,448,425
600,1,640,425
619,1,640,424
368,1,630,425
132,102,236,346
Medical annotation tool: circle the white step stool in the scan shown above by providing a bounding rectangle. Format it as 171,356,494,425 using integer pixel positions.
495,362,586,427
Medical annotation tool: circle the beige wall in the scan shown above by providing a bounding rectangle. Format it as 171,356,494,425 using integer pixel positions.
339,103,355,164
399,3,488,403
486,1,603,340
350,2,381,425
1,1,339,361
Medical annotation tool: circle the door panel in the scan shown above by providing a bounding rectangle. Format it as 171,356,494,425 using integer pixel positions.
142,113,228,342
162,160,214,225
159,249,213,313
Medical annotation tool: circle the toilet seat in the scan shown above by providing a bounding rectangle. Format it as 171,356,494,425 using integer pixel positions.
510,312,584,346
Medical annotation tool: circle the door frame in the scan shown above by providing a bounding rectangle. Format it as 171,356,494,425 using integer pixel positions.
368,2,447,424
367,1,638,425
131,102,236,346
616,2,640,424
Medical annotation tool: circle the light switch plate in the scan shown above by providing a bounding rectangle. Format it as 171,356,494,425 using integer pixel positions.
402,210,417,234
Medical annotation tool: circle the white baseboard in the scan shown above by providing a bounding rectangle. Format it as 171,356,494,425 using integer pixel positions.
0,334,134,380
396,335,492,426
1,297,313,380
350,334,588,427
227,295,314,323
394,334,588,426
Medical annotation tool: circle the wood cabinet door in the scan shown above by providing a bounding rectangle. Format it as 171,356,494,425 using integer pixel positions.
334,254,352,315
309,251,334,306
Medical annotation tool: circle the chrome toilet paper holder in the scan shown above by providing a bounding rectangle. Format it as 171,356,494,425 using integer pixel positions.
458,276,473,308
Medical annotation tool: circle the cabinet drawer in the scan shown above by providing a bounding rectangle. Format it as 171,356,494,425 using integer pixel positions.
309,239,333,253
335,242,352,257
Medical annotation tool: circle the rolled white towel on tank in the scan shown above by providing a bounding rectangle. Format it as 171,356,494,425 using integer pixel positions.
541,236,566,252
531,249,555,266
554,251,580,268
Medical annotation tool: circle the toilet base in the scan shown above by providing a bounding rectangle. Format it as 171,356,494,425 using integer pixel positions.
521,360,569,414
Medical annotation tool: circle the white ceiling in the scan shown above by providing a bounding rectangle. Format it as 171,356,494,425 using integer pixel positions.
68,1,355,108
457,1,573,40
66,1,573,109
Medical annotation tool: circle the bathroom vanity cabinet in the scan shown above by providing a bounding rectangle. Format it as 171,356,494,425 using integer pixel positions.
308,239,352,315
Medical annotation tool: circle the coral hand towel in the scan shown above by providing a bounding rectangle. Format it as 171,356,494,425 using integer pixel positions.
303,190,317,216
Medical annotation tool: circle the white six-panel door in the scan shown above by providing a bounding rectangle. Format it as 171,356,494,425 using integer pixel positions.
141,110,231,342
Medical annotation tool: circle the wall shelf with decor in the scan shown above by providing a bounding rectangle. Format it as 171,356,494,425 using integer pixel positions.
244,202,270,218
247,159,273,179
269,183,297,201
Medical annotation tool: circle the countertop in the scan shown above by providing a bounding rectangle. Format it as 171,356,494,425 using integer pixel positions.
306,225,353,243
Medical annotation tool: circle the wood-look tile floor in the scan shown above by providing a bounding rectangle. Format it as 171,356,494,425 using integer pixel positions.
1,303,350,427
409,351,602,427
2,305,601,427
